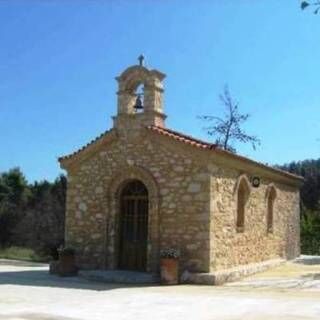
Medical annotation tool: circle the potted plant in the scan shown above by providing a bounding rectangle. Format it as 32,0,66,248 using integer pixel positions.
58,247,78,277
160,248,180,285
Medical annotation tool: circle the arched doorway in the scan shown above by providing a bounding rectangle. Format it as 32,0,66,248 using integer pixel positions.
118,180,148,271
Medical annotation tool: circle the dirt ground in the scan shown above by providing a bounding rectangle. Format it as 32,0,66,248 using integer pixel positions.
0,258,320,320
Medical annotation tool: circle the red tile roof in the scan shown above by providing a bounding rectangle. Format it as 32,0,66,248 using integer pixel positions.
59,124,303,183
58,129,113,162
147,125,218,150
146,125,303,182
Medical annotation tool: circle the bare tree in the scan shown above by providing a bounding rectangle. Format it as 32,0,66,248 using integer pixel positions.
301,1,320,14
199,85,260,153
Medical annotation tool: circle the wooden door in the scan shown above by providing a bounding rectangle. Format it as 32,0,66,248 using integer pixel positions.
119,180,148,271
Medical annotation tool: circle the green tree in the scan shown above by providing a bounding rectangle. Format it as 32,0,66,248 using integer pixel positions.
301,213,320,254
280,159,320,254
279,159,320,213
0,168,29,246
0,168,66,259
14,175,66,258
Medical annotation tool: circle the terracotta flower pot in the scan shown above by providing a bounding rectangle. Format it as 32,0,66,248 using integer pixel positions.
160,258,179,285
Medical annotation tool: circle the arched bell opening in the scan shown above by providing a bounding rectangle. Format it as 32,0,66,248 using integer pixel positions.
133,83,145,113
114,60,166,128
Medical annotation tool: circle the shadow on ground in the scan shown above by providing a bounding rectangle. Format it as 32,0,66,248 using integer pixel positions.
0,260,155,292
0,259,47,267
0,312,81,320
300,273,320,280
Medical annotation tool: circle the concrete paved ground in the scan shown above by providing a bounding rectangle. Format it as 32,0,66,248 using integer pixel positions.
0,258,320,320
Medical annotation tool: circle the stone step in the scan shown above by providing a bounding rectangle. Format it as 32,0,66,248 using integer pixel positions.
79,269,160,284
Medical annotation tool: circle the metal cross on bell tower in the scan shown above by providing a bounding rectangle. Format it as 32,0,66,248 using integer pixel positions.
138,54,145,67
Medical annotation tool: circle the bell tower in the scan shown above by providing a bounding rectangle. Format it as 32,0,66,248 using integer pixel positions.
113,56,166,130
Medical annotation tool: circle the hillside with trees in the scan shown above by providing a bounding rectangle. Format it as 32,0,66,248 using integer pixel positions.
279,159,320,254
0,168,66,260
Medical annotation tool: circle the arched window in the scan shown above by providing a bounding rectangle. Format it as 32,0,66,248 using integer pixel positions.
235,175,251,233
266,185,277,233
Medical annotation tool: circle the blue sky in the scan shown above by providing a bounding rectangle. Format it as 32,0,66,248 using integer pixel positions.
1,0,319,182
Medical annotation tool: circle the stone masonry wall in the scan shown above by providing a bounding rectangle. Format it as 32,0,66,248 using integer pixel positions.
65,129,212,273
209,166,300,272
64,127,300,274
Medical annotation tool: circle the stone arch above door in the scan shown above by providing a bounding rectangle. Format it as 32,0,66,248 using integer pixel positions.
106,166,160,273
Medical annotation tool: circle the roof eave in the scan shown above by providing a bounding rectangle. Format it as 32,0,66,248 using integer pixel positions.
146,125,303,187
58,129,116,170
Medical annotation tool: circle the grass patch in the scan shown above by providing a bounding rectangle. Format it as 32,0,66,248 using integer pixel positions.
0,246,49,263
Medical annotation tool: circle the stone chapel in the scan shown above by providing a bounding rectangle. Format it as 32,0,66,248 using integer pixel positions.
59,58,303,283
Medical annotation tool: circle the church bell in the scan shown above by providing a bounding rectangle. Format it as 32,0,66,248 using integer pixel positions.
134,94,144,111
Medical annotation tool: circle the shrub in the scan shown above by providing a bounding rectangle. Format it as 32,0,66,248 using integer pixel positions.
58,247,75,257
160,248,180,259
301,213,320,255
0,246,49,262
